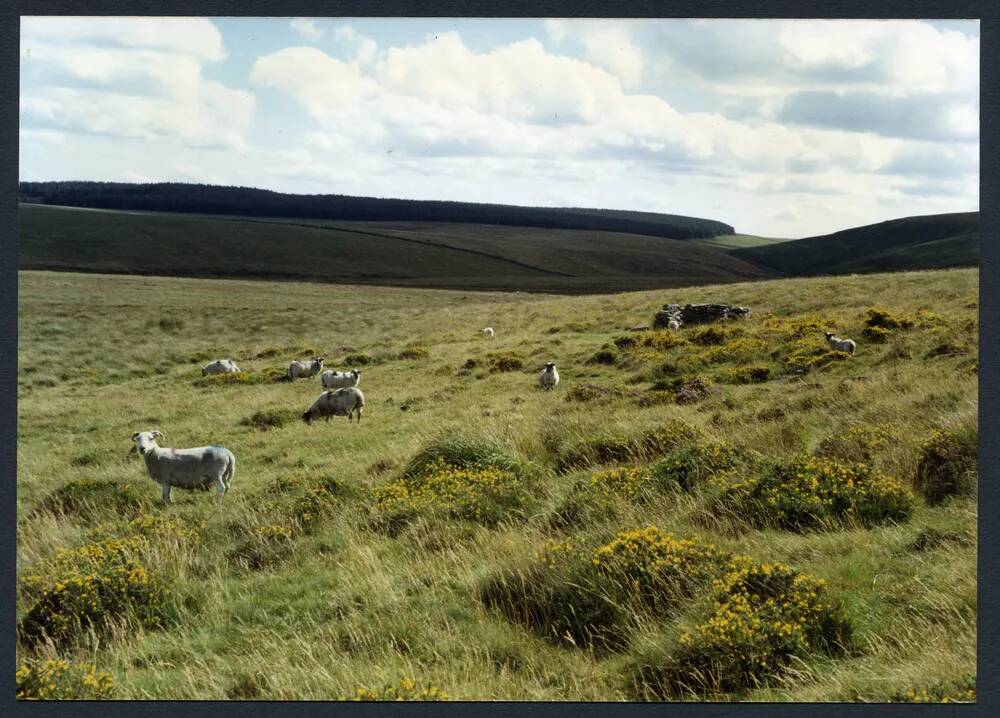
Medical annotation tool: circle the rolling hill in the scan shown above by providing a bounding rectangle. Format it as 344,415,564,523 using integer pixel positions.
18,181,734,240
732,212,979,276
17,203,773,294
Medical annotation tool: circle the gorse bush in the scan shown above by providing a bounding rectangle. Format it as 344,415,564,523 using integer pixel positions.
865,307,914,330
637,557,851,698
402,436,524,478
617,330,686,352
38,478,147,519
650,441,750,492
16,658,115,700
719,364,771,384
342,678,448,701
914,427,977,504
696,338,766,365
398,345,430,360
591,527,723,611
588,344,620,365
862,326,892,343
552,466,654,527
18,537,172,647
712,456,913,531
485,351,524,372
815,425,894,463
565,383,628,403
239,408,299,431
373,459,532,530
556,420,701,471
891,676,976,703
690,326,743,346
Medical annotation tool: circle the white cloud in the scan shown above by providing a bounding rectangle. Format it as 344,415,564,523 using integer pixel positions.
21,16,224,61
20,17,252,150
290,18,325,42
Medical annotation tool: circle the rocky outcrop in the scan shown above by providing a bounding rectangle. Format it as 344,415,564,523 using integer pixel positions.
654,303,751,329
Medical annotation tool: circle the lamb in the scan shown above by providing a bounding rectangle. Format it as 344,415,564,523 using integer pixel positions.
483,327,495,338
321,369,361,389
128,430,235,504
302,387,365,424
202,359,240,376
824,332,856,355
287,356,324,380
539,362,560,390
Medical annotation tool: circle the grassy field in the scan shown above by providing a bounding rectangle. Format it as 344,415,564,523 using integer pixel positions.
18,204,771,294
691,234,789,250
734,212,979,276
16,268,977,701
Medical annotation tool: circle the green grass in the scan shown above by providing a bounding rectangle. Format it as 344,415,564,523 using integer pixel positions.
18,204,772,295
692,234,790,250
16,267,977,700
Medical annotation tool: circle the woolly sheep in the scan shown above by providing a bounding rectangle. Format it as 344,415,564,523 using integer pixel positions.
539,362,560,390
321,369,361,390
202,359,240,376
483,327,495,338
287,356,325,380
128,430,235,504
302,387,365,424
824,332,856,355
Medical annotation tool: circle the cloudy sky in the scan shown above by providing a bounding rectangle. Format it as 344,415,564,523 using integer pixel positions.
19,17,979,237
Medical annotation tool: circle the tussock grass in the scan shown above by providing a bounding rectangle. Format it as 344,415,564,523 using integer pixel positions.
15,268,977,700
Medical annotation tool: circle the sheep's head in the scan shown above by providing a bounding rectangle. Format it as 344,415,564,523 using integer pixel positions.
352,370,361,379
545,362,557,370
129,430,164,457
823,332,835,340
313,357,325,370
302,411,313,425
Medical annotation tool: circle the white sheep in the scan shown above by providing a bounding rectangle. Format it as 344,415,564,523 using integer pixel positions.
539,362,560,390
824,332,856,355
483,327,495,338
287,356,325,380
321,369,361,389
302,387,365,424
202,359,240,376
128,430,235,504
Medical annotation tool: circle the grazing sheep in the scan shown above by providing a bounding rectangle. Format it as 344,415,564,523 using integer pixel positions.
287,356,325,380
321,369,361,389
483,327,495,338
128,430,235,504
539,362,560,390
302,387,365,424
824,332,857,355
202,359,240,376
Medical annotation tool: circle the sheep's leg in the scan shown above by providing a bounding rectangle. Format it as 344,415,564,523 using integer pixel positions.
161,483,172,504
214,476,226,501
356,407,362,424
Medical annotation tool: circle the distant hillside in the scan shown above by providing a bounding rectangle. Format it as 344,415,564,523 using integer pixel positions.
733,212,979,276
17,204,770,294
18,181,734,240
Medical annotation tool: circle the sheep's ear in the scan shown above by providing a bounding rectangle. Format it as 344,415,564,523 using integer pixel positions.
131,432,140,441
151,430,164,440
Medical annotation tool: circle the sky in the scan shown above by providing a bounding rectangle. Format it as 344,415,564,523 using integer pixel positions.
19,17,979,238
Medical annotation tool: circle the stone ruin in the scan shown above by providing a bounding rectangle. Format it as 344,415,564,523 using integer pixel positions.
653,303,751,329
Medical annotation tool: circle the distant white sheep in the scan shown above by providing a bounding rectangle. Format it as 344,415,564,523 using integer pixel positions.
539,362,560,390
202,359,240,376
483,327,495,338
302,387,365,424
824,332,856,355
287,356,325,380
321,369,361,389
128,430,235,504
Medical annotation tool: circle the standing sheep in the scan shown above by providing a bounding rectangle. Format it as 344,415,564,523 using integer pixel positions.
202,359,240,376
302,387,365,424
321,369,361,389
128,430,236,504
824,332,857,355
539,362,560,390
287,356,325,380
